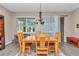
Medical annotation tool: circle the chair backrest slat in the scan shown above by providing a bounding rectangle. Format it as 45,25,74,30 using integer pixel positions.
36,33,50,48
54,32,61,42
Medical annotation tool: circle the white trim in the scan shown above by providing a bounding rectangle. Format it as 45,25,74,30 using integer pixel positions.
5,41,12,45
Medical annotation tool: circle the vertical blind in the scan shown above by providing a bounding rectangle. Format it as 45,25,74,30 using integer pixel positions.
41,16,59,36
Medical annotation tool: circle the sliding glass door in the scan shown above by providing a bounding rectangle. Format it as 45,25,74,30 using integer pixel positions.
41,16,60,36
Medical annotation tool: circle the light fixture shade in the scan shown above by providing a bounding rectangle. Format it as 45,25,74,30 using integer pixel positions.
35,16,40,21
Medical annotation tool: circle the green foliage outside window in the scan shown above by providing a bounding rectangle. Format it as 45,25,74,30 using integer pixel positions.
18,17,35,33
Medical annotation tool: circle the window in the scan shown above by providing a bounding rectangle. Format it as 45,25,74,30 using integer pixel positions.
18,18,26,32
17,17,35,33
26,17,35,33
17,16,60,35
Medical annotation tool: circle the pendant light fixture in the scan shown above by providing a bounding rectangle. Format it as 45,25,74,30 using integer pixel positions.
39,3,44,24
35,3,44,24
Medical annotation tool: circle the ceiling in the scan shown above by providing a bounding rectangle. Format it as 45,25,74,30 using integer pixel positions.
0,3,79,13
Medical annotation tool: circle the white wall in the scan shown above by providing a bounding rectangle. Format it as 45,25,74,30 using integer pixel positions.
64,14,73,42
0,5,13,45
71,9,79,37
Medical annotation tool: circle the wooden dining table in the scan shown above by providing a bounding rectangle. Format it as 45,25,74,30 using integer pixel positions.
21,34,59,56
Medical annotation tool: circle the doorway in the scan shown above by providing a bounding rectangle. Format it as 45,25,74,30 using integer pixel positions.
0,15,5,50
60,17,64,43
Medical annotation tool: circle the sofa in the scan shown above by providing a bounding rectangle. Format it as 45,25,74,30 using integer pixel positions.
67,37,79,48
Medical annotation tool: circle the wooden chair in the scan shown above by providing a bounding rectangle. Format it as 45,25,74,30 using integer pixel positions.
49,32,61,55
18,32,32,55
36,34,50,56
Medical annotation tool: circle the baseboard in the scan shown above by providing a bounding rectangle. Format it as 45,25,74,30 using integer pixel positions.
5,41,12,45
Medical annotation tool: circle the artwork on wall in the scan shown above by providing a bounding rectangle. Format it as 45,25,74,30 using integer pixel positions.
76,24,79,28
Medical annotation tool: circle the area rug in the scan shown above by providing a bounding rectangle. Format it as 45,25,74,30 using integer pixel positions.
16,49,65,56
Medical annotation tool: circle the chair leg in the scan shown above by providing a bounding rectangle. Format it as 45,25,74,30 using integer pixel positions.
29,44,32,54
54,42,58,56
48,48,50,54
21,43,25,56
19,47,22,55
29,47,31,54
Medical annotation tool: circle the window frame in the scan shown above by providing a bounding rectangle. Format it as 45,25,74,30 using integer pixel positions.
16,16,36,33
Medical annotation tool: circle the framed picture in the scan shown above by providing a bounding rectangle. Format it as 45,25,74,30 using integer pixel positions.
76,24,79,28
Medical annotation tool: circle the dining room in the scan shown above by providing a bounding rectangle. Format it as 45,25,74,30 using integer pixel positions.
16,15,61,56
1,3,79,56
